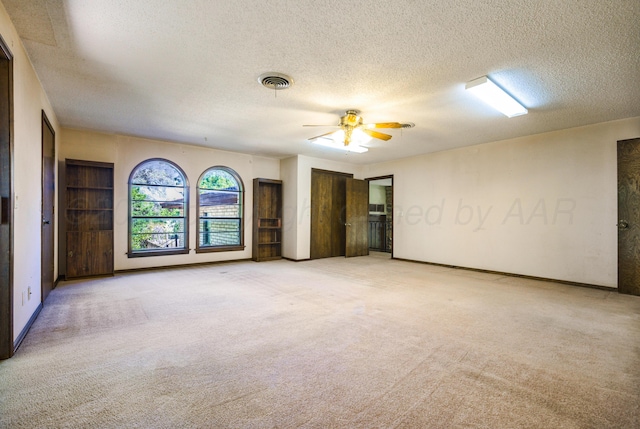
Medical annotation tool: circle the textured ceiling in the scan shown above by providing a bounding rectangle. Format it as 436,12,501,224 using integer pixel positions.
3,0,640,164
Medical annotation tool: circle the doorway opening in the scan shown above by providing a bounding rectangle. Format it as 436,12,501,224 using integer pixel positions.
367,176,393,258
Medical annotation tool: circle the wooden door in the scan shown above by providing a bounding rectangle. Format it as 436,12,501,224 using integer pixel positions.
345,178,369,257
41,111,55,302
310,170,332,259
310,170,350,259
618,138,640,295
331,174,347,257
0,36,13,359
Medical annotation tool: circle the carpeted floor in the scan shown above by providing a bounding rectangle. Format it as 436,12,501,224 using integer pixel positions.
1,254,639,428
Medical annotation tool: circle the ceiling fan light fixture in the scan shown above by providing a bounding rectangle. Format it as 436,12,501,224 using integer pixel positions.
304,110,411,152
340,128,372,146
331,129,346,144
465,76,527,118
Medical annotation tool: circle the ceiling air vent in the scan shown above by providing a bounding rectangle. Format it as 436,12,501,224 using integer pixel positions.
258,72,293,90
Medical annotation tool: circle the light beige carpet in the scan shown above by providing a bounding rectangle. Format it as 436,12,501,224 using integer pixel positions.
1,254,639,428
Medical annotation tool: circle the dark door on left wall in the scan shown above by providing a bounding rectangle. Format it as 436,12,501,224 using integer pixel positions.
41,111,55,302
0,34,13,359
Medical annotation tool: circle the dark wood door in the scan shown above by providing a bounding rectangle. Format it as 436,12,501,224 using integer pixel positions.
0,37,13,359
345,178,369,257
310,170,333,259
331,175,347,257
310,170,349,259
41,111,55,302
618,138,640,295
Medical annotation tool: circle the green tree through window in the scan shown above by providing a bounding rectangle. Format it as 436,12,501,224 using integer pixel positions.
197,167,244,252
129,159,189,256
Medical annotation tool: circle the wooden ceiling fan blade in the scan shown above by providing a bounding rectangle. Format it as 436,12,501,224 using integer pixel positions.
363,129,392,141
308,131,337,140
367,122,403,129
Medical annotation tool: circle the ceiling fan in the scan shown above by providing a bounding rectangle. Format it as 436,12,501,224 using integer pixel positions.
304,110,414,148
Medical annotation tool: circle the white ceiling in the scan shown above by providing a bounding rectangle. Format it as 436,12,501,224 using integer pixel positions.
3,0,640,164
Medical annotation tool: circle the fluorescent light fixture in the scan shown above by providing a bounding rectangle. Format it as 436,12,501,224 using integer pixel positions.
310,134,368,153
309,128,370,153
465,76,528,118
311,138,369,153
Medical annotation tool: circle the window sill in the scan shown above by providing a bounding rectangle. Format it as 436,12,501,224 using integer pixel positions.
195,245,245,254
127,248,190,258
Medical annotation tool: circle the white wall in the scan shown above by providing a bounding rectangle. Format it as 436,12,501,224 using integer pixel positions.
369,185,386,210
364,117,640,287
0,3,60,341
60,129,280,271
280,156,298,259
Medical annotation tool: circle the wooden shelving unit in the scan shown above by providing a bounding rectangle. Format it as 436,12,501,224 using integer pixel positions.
252,178,283,261
65,159,114,278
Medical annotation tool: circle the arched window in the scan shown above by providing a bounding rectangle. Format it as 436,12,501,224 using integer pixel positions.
196,166,244,252
128,159,189,257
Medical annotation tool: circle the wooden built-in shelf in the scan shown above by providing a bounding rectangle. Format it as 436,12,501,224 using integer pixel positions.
65,159,115,279
252,179,283,262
